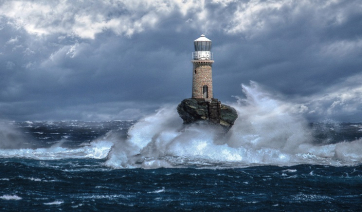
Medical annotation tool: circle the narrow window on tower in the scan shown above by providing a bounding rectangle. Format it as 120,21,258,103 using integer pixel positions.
203,85,208,98
194,70,197,74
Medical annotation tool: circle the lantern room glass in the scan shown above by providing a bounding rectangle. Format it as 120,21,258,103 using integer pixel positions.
194,41,212,51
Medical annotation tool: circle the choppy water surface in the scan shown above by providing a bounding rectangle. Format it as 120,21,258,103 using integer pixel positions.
1,84,362,211
1,158,361,211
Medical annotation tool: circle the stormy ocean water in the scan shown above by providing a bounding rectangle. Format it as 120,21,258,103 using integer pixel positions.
1,83,362,211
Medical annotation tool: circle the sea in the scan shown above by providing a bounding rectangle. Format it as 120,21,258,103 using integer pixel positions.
1,84,362,211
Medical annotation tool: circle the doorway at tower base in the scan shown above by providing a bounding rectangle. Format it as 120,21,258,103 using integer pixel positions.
177,98,238,130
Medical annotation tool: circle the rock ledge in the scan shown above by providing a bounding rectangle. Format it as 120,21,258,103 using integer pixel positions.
177,98,238,129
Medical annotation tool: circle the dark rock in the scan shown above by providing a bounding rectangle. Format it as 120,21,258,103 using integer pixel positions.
177,98,238,129
219,104,238,128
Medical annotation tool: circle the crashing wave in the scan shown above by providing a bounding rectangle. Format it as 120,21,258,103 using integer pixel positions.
105,82,362,168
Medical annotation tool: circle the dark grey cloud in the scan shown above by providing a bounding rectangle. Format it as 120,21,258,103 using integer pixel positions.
0,0,361,121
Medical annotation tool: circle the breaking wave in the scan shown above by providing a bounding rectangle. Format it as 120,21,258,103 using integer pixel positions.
0,140,113,160
0,82,361,168
105,82,362,168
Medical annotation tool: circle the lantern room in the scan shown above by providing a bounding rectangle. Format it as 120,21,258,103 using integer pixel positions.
193,34,213,60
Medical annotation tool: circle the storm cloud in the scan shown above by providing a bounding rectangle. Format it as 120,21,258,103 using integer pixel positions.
0,0,361,121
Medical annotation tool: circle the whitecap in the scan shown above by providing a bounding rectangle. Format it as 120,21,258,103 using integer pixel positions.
44,200,64,205
0,195,22,200
148,187,166,194
282,169,297,173
0,140,114,160
290,193,334,202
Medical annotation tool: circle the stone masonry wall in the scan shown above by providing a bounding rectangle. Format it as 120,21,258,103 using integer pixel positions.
192,60,214,99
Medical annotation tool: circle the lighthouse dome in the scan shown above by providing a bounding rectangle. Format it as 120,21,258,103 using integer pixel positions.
194,34,212,51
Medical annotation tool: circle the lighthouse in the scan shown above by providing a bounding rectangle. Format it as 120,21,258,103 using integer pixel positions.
192,34,214,100
177,34,238,129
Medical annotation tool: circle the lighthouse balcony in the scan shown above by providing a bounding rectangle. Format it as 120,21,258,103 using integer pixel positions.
192,51,213,60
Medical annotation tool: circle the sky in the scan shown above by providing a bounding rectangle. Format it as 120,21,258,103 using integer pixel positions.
0,0,361,122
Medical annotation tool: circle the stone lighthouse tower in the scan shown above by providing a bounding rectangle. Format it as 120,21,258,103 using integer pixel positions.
192,34,214,100
177,34,238,129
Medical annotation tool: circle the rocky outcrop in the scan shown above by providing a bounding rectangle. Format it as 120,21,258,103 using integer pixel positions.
177,98,238,129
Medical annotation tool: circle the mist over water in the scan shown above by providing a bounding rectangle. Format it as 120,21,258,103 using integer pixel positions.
0,122,33,149
105,82,362,168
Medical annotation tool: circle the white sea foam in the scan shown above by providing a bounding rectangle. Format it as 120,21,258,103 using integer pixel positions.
28,177,42,182
148,187,166,193
0,195,22,200
77,194,129,199
0,140,113,160
290,193,334,202
44,200,64,205
105,82,362,169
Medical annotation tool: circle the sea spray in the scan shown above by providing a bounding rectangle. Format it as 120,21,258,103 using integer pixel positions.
0,122,34,149
105,82,362,168
105,107,183,168
227,82,313,152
